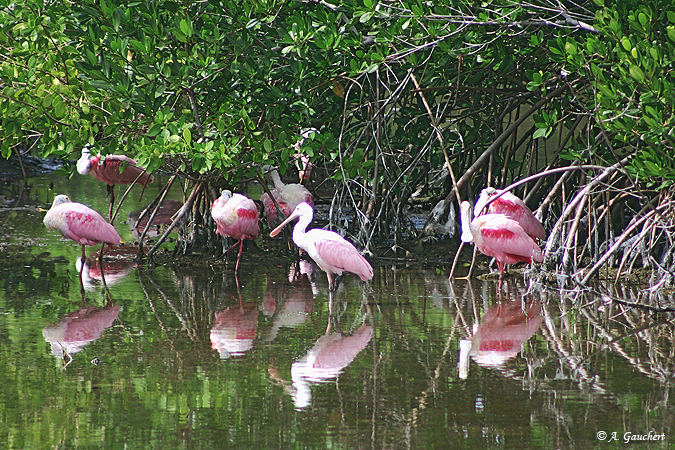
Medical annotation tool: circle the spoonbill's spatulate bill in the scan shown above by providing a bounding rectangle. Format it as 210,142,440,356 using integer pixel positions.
270,202,373,292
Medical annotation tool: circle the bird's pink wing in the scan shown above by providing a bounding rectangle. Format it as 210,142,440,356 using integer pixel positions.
490,194,546,240
63,206,121,245
312,232,373,281
476,216,543,262
95,155,153,185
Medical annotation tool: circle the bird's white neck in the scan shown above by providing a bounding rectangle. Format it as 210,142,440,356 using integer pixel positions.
460,201,474,243
292,210,313,249
269,169,284,189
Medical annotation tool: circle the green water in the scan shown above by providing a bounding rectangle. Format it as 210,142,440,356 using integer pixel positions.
0,174,672,448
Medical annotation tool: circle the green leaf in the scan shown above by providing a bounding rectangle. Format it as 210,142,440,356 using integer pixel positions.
667,26,675,42
629,64,645,83
179,19,192,37
533,128,548,139
360,12,374,23
183,128,191,145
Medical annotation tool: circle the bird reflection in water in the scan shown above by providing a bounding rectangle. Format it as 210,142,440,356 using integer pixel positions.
459,300,542,378
210,302,259,359
270,323,373,410
128,199,183,239
76,245,138,291
262,261,316,342
42,302,120,368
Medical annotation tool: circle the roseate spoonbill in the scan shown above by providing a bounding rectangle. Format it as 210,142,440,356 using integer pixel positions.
269,202,373,294
460,201,543,281
261,165,313,227
474,187,546,240
43,194,122,266
211,190,260,274
77,144,154,221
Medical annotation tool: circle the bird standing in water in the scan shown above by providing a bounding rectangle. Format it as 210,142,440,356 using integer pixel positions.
473,187,546,240
460,200,543,285
43,194,121,288
270,202,373,297
77,144,154,222
211,190,260,274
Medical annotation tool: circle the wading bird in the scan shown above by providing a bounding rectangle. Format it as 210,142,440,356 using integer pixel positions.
269,202,373,296
211,190,260,274
77,144,154,221
43,194,122,283
460,201,543,284
261,165,313,227
473,187,546,240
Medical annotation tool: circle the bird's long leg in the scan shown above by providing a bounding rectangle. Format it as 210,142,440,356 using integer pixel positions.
98,243,109,291
497,261,504,291
79,244,86,298
234,239,244,274
326,272,334,334
107,185,115,222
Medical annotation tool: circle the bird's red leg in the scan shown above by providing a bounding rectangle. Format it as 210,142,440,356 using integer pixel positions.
234,239,244,274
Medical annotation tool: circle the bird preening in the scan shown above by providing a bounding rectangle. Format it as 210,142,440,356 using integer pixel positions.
210,190,260,274
460,187,546,284
77,144,154,222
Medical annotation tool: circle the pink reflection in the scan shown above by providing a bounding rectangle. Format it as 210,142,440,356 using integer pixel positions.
43,303,120,358
76,245,137,290
470,301,542,367
128,199,183,238
262,263,315,341
210,303,259,358
291,324,373,409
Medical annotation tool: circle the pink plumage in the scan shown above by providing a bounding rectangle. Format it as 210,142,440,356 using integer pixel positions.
461,201,543,279
270,202,373,292
474,187,546,240
261,190,291,227
261,166,314,227
211,190,260,273
44,195,121,251
77,145,153,221
77,146,153,187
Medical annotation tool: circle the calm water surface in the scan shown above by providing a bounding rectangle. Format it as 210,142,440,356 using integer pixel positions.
0,174,672,448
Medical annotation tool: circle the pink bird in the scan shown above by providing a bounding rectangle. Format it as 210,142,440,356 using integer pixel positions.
43,194,122,263
211,190,260,273
460,201,543,281
473,187,546,240
261,165,314,227
260,190,291,228
269,202,373,295
77,144,154,220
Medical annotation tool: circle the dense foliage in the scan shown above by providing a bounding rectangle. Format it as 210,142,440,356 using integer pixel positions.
1,0,673,283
